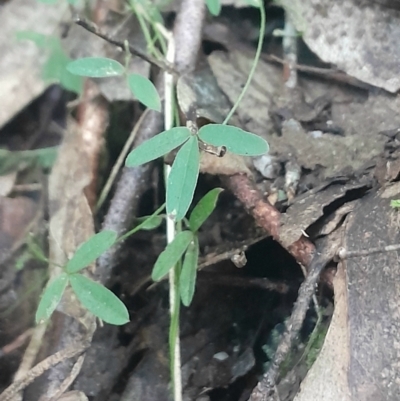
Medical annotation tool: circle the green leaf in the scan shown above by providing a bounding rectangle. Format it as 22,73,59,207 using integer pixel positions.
205,0,221,16
180,236,199,306
34,147,59,169
135,0,164,23
166,136,200,221
390,199,400,209
66,230,118,273
0,147,58,175
152,231,194,281
127,74,161,112
43,47,83,94
67,57,125,78
16,32,83,94
69,274,129,325
16,31,51,48
135,215,163,230
125,127,191,167
15,250,31,271
35,273,69,324
189,188,223,232
27,235,48,263
198,124,269,156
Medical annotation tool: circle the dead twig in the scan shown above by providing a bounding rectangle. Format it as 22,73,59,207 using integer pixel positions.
97,101,164,283
173,0,206,74
198,271,296,294
337,242,400,259
249,229,342,401
47,355,86,401
0,341,89,401
263,54,371,90
224,174,316,266
96,108,151,211
75,16,177,75
0,329,33,358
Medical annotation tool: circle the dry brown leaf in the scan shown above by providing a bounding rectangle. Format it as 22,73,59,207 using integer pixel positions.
280,0,400,92
0,173,17,197
0,0,69,129
18,120,97,400
200,151,252,176
293,260,351,401
0,195,38,265
48,119,96,325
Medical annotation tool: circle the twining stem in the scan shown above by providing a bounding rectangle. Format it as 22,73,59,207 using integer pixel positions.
222,2,266,125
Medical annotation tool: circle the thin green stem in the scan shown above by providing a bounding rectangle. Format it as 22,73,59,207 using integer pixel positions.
163,33,183,401
117,203,165,243
135,8,156,55
169,258,181,390
123,40,132,71
222,3,266,125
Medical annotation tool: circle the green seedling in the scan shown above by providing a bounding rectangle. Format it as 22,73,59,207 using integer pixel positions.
32,1,268,399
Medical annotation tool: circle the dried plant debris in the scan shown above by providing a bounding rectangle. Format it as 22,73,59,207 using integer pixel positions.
296,183,400,401
22,120,97,400
0,0,70,128
208,48,400,185
280,176,371,248
279,0,400,92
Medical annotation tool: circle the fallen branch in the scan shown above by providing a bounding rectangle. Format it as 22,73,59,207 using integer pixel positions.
224,174,316,266
249,228,342,401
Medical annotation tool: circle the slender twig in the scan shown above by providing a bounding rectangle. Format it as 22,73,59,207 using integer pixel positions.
97,100,164,283
0,329,33,358
198,272,296,294
262,54,370,89
249,232,339,401
74,16,177,75
96,108,150,211
224,174,315,267
337,243,400,259
0,342,89,401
